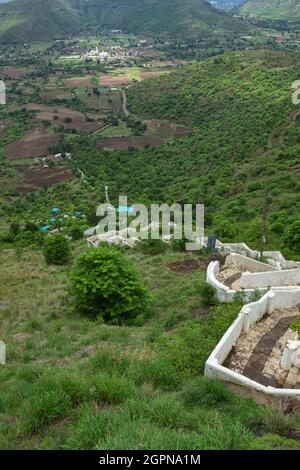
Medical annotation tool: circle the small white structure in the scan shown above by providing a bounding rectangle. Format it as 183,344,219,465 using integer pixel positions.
281,340,300,371
99,51,109,61
0,341,6,365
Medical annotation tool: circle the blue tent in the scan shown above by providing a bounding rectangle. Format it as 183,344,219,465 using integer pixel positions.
74,211,81,215
52,208,59,214
40,225,50,231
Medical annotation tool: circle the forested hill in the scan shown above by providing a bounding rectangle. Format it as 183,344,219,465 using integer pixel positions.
0,0,81,43
0,0,249,43
238,0,300,21
106,50,299,255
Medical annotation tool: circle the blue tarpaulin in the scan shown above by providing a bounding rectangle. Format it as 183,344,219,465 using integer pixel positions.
40,225,50,231
52,208,59,214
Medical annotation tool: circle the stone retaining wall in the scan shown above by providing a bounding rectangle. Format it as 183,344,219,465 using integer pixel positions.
206,260,267,303
205,288,300,400
241,268,300,289
225,253,278,273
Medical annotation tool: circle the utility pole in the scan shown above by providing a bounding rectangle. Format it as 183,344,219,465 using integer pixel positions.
260,187,269,261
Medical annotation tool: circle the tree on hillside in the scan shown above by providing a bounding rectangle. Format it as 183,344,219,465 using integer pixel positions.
70,245,148,323
43,234,71,265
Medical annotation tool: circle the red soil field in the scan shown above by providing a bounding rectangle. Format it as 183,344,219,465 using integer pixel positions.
3,67,28,79
16,166,73,193
96,135,164,150
24,104,102,133
173,126,193,138
64,78,95,88
5,128,60,160
100,76,133,86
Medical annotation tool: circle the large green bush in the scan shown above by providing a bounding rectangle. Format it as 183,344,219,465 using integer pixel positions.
70,246,148,322
43,234,71,265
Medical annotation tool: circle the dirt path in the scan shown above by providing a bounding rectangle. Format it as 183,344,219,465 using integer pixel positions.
122,89,130,117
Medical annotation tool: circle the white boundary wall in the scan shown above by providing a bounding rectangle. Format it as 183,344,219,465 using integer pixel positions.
241,269,300,289
225,253,278,272
205,288,300,400
202,238,300,270
206,260,268,302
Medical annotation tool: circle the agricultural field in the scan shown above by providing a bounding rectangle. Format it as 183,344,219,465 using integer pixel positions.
23,104,103,133
5,128,60,160
96,120,193,150
16,166,73,194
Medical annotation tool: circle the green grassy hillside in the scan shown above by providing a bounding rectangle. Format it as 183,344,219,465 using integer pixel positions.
1,245,300,450
67,50,299,257
73,0,248,36
0,0,249,43
239,0,300,21
0,0,80,43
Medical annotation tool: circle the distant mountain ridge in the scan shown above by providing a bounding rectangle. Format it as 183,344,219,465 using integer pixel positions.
0,0,249,43
238,0,300,21
209,0,243,10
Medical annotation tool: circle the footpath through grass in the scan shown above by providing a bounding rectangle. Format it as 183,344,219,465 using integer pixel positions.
0,246,300,449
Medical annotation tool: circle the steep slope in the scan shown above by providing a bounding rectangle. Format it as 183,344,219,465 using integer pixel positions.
71,0,248,36
239,0,300,21
66,50,300,255
0,0,81,43
0,0,249,43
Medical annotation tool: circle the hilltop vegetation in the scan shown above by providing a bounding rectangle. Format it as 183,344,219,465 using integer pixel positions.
239,0,300,22
0,0,80,43
0,0,249,43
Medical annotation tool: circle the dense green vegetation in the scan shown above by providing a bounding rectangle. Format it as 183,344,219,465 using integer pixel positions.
0,0,80,43
0,0,249,43
125,50,300,257
70,246,148,322
239,0,300,22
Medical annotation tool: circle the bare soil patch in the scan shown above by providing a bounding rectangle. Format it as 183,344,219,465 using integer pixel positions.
5,128,60,160
100,76,132,86
24,104,102,133
41,90,74,101
167,259,203,273
3,66,28,79
96,135,164,150
64,77,95,88
16,166,73,193
173,126,193,138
